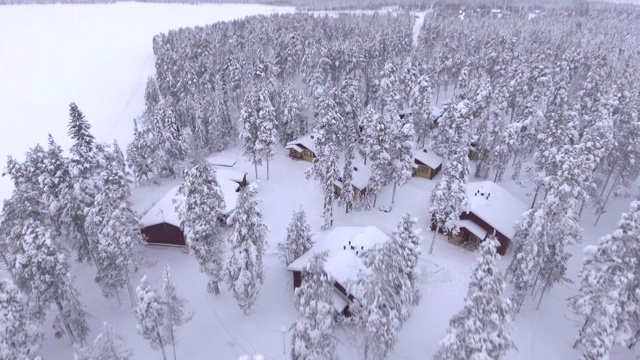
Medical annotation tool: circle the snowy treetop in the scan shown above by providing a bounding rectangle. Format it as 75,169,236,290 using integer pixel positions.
412,147,444,169
140,178,239,228
465,181,528,239
287,226,390,286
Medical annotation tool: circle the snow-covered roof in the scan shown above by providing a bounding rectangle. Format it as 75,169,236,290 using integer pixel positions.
140,177,239,228
459,219,488,240
335,162,372,191
206,154,237,167
465,181,528,240
286,144,304,153
214,168,247,185
286,134,316,154
287,226,390,287
413,148,444,169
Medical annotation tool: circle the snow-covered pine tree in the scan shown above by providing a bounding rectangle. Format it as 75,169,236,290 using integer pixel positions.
153,104,188,178
278,206,314,266
162,266,193,360
393,213,423,306
226,183,268,314
86,144,143,305
388,110,415,206
127,119,153,182
177,164,226,295
42,135,72,237
240,88,262,179
338,141,356,213
66,102,102,263
366,109,392,207
569,201,640,359
256,88,277,180
434,236,514,360
411,72,434,148
320,143,340,229
0,279,43,359
279,84,307,145
290,252,337,360
428,128,470,255
13,218,90,344
136,276,168,360
358,106,376,165
74,321,133,360
352,244,407,360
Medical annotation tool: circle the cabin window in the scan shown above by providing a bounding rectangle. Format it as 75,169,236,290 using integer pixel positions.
303,150,313,157
419,165,429,173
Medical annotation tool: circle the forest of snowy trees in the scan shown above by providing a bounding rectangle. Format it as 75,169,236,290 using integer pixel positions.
2,0,640,359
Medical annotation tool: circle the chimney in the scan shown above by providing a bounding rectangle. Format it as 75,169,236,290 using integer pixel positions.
486,193,491,200
355,251,359,255
353,166,358,171
343,245,346,250
423,148,428,153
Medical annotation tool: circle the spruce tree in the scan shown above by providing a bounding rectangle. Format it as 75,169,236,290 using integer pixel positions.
74,321,133,360
136,276,168,360
162,266,193,360
86,146,142,305
66,102,101,263
13,218,90,344
226,183,268,314
290,252,337,360
0,279,43,359
389,111,415,206
240,88,262,179
177,164,227,295
434,237,514,360
278,207,314,266
570,201,640,359
393,213,423,306
256,88,277,180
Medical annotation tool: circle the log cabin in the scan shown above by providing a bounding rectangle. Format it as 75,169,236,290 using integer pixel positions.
287,226,390,316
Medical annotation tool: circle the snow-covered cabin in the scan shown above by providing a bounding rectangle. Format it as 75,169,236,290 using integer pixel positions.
287,226,390,316
285,134,316,162
412,148,444,180
139,176,240,247
433,181,528,255
334,162,372,200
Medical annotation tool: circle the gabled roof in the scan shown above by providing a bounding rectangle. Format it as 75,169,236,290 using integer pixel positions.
335,162,372,191
286,134,316,154
287,226,390,286
413,148,444,169
465,181,528,239
140,176,239,228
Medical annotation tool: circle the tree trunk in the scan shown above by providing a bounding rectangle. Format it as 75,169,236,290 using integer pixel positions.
155,321,168,360
594,175,618,226
628,328,640,349
0,252,16,285
56,301,77,344
170,325,177,360
391,182,398,206
599,166,615,198
573,319,589,349
254,160,258,180
266,158,270,180
429,225,439,255
211,281,220,295
531,184,541,209
577,198,586,220
115,289,122,306
535,272,553,310
127,276,135,307
436,84,440,104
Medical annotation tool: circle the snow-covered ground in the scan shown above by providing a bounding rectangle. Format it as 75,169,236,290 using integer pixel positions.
2,3,639,360
0,2,294,202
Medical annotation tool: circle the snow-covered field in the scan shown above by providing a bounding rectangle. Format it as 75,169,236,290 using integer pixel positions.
1,3,639,360
0,2,294,202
